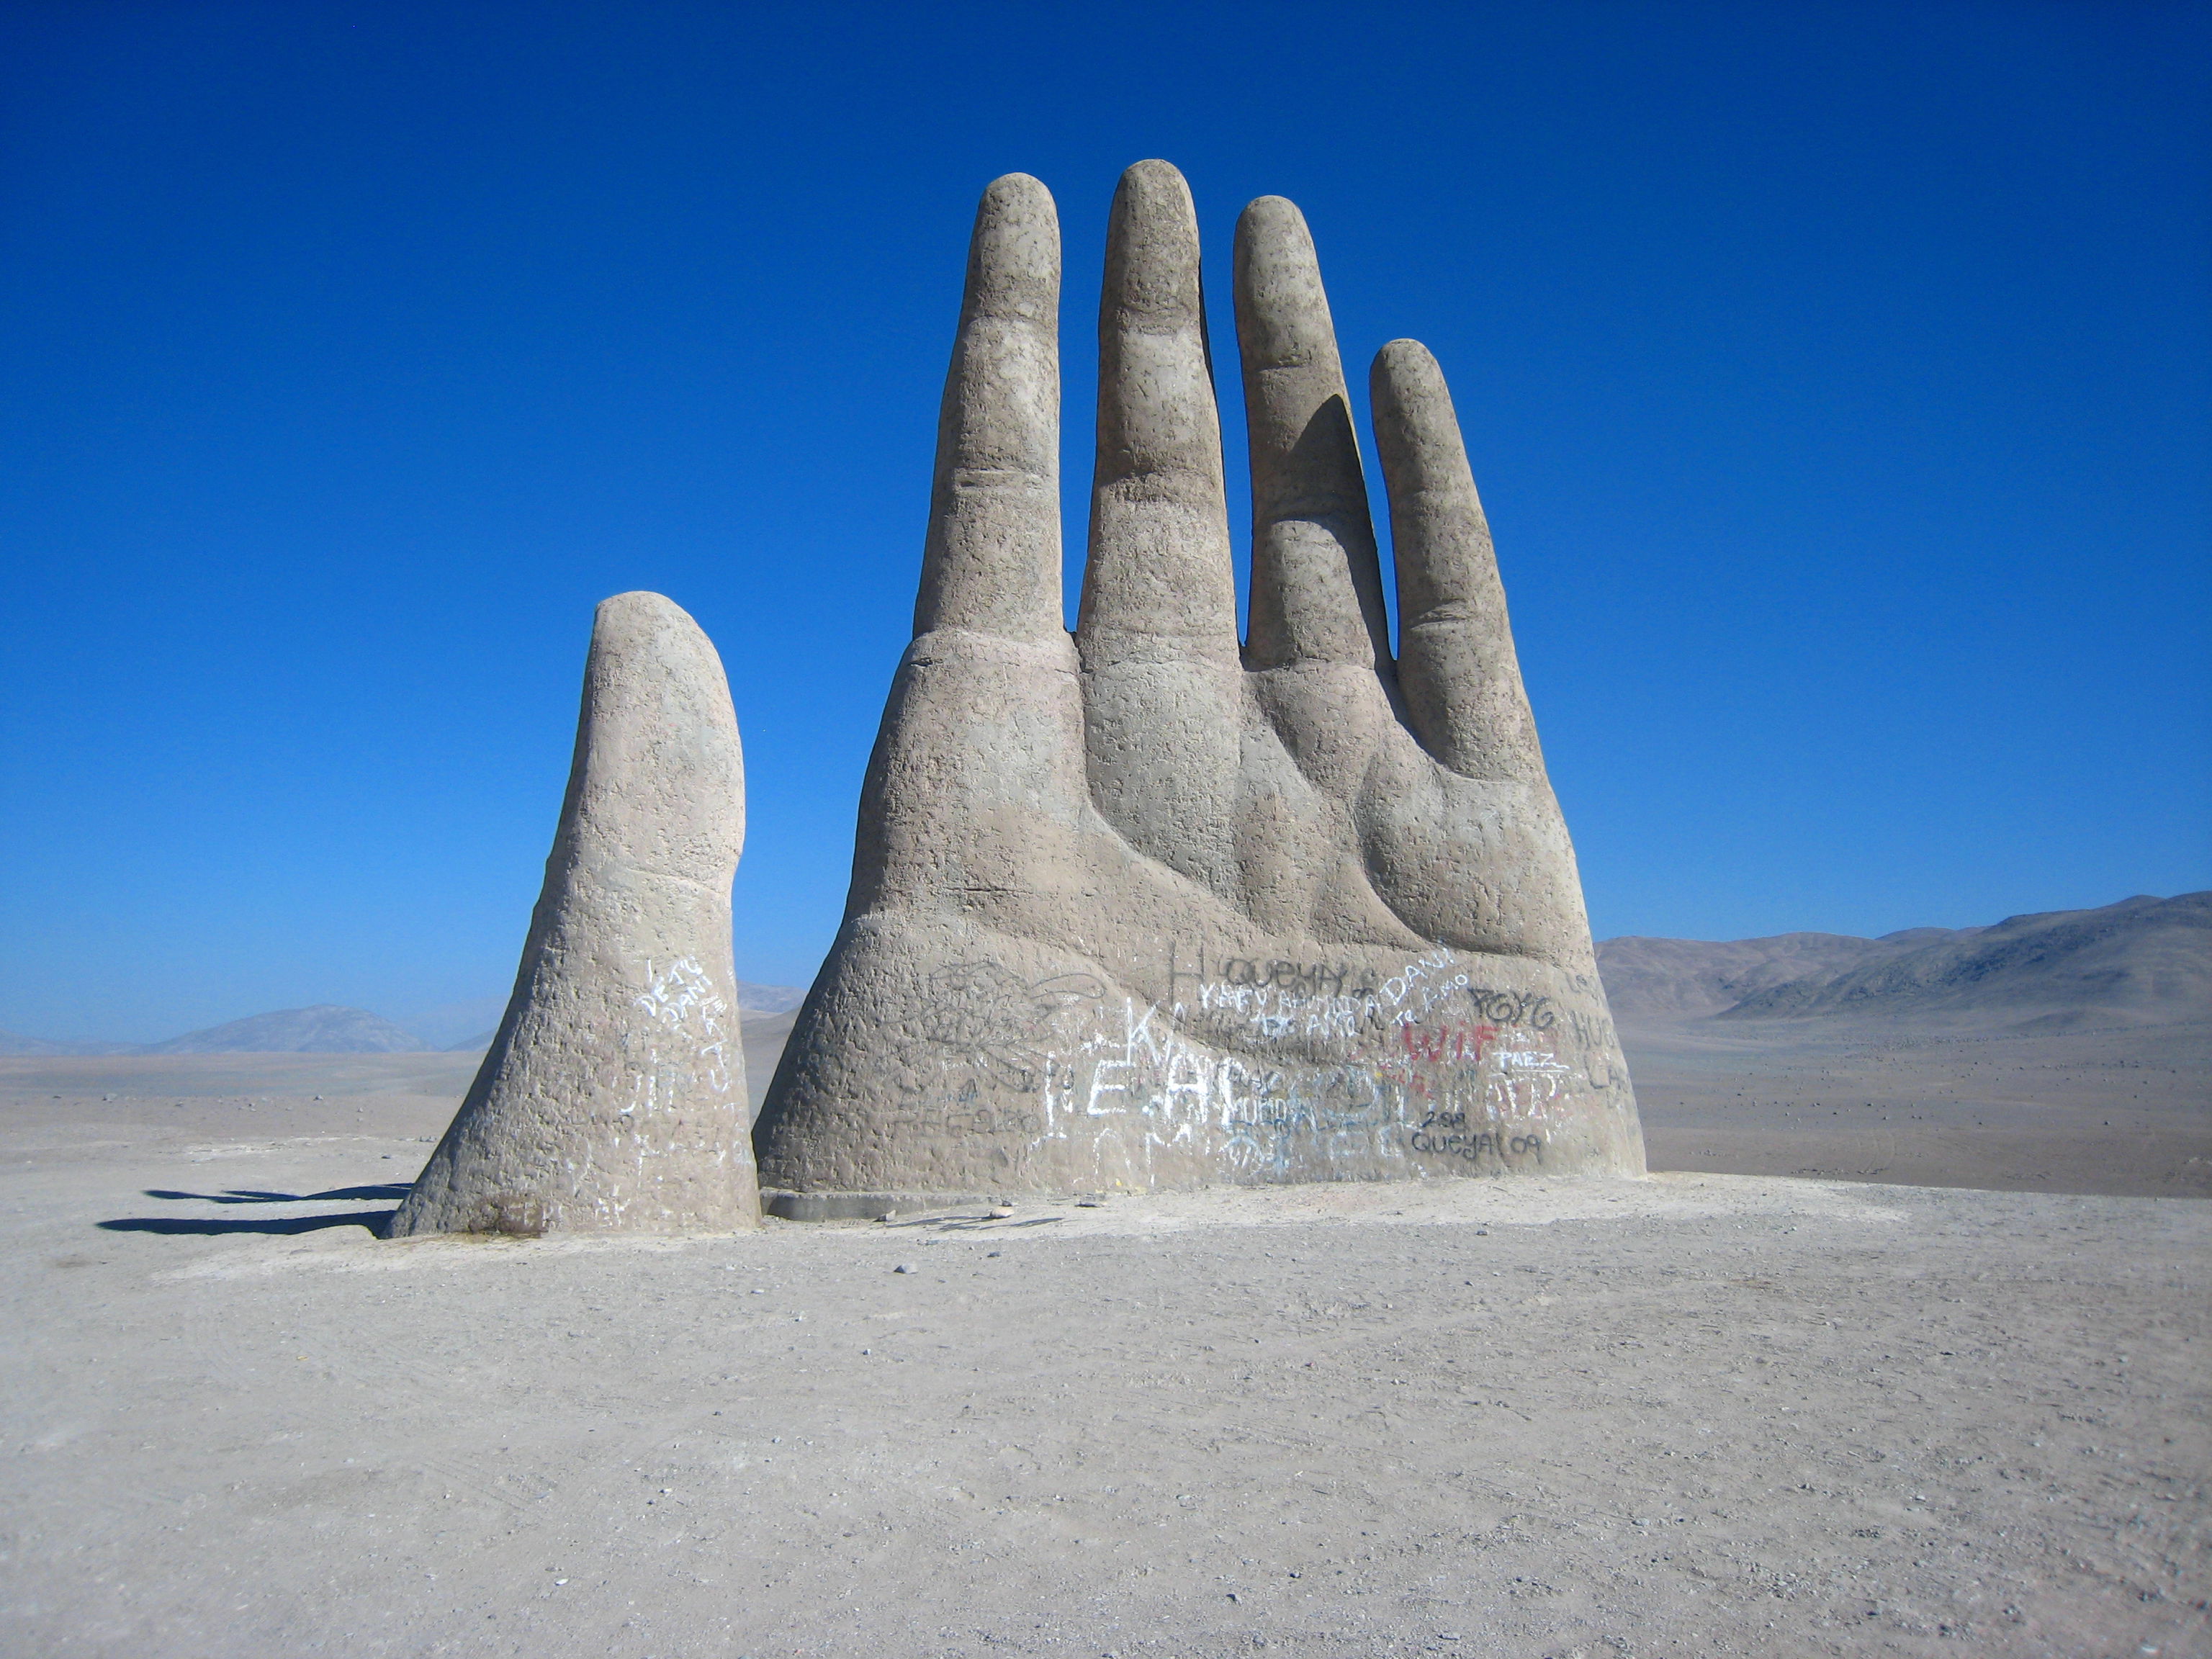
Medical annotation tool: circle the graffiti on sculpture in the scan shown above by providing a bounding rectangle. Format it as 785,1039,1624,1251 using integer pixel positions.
896,940,1604,1185
917,963,1106,1090
626,954,737,1116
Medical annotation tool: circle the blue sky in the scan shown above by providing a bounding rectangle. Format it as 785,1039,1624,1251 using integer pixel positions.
2,1,2206,1042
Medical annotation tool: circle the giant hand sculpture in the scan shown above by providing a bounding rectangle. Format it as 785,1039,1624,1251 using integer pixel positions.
755,162,1641,1210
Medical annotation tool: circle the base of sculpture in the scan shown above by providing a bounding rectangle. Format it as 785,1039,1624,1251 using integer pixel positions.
755,914,1644,1202
760,1191,998,1223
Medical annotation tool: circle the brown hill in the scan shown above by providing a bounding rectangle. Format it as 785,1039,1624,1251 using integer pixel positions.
143,1005,431,1055
1717,891,2209,1027
1599,893,2206,1030
1595,932,1907,1020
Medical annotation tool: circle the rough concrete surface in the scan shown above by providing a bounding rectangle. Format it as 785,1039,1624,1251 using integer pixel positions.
391,591,757,1236
2,1069,2206,1658
757,164,1640,1203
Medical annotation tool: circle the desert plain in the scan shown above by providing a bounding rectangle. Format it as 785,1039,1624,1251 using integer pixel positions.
2,1002,2206,1659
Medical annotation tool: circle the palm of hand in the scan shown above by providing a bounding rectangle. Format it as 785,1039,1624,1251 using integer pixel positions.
755,163,1642,1202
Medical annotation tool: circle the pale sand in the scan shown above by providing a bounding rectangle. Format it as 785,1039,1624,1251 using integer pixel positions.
1,1058,2206,1658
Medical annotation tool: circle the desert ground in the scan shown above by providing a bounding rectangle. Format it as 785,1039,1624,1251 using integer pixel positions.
1625,1017,2211,1200
1,1035,2206,1659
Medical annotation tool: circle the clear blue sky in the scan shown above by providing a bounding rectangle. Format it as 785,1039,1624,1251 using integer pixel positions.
2,1,2206,1042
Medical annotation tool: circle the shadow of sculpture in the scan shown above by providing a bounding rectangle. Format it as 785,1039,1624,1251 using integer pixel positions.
97,1183,412,1236
141,1184,415,1204
99,1211,397,1236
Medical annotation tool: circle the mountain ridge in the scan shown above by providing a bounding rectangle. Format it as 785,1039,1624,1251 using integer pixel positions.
145,1004,431,1055
0,981,814,1056
1599,892,2207,1029
5,897,2200,1052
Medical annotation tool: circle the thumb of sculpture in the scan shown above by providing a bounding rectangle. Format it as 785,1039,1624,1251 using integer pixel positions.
388,591,759,1237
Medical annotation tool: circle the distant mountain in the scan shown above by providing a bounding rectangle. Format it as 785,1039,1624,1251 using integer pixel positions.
1599,894,2207,1029
435,984,807,1055
1717,892,2209,1026
1,1005,436,1056
737,981,808,1015
143,1005,432,1055
35,899,2188,1058
0,1029,142,1057
1596,932,1911,1020
395,996,511,1050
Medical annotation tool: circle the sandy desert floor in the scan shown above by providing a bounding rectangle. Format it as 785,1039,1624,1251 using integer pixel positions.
1625,1018,2212,1200
1,1053,2206,1659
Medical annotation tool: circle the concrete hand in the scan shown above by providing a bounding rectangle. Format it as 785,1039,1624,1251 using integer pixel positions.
755,163,1642,1202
